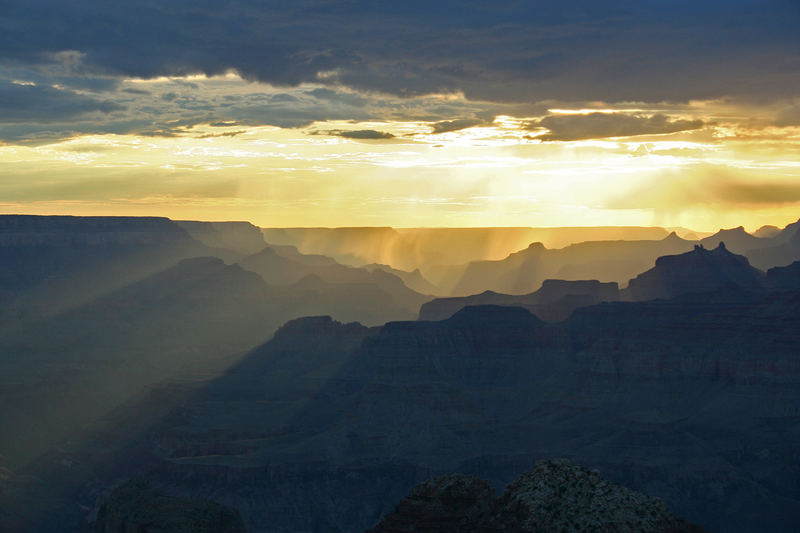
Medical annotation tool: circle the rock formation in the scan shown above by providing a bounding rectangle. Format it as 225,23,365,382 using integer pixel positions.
370,460,706,533
623,242,764,301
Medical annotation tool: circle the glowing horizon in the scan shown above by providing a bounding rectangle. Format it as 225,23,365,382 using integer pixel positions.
1,3,798,233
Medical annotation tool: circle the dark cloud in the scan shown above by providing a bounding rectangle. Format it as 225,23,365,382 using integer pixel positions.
530,113,705,141
196,130,247,138
122,87,150,95
0,80,123,123
431,118,484,133
330,129,395,139
717,183,800,204
0,1,797,105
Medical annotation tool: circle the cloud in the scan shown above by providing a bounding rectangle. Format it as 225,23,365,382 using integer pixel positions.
329,129,395,139
0,80,123,123
0,1,797,106
196,130,247,139
430,118,484,133
530,113,705,141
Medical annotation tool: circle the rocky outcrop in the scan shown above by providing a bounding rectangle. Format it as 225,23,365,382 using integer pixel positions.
370,460,705,533
624,242,764,301
95,479,247,533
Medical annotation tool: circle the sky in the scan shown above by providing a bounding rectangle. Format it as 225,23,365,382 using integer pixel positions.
1,1,799,231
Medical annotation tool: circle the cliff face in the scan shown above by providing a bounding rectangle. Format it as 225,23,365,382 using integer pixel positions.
0,215,191,247
177,221,268,256
95,479,247,533
370,460,706,533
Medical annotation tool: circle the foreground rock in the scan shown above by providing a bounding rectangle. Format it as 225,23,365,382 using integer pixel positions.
95,479,246,533
370,460,706,533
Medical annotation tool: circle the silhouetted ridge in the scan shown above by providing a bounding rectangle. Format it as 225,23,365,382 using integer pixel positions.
419,279,619,322
448,233,693,297
624,242,764,301
700,226,766,254
746,217,800,270
753,225,781,238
